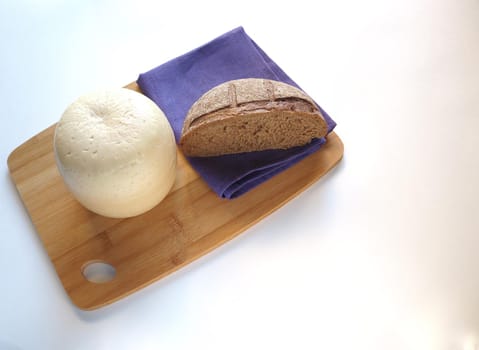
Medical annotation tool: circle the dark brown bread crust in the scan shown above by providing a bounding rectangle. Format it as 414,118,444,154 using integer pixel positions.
180,79,328,157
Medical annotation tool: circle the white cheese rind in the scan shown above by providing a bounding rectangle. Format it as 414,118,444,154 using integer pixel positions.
54,88,177,218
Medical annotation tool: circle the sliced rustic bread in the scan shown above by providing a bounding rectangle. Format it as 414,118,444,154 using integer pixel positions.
180,78,328,157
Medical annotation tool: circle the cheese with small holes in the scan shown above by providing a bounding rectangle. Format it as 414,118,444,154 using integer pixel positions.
54,88,176,218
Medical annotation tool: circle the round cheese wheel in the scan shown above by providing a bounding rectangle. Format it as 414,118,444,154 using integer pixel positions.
54,88,177,218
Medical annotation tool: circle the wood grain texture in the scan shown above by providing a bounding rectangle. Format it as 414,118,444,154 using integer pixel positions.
7,82,344,310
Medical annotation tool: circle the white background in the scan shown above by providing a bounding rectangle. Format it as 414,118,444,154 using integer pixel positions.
1,0,479,349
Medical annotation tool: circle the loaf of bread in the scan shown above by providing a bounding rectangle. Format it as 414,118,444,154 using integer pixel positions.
179,78,328,157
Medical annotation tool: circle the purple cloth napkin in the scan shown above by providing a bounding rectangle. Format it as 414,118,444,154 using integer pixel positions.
138,27,336,199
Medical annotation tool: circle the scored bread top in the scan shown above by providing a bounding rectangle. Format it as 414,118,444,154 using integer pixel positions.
182,78,322,134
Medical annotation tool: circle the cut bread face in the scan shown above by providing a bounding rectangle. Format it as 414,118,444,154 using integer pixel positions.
180,78,328,157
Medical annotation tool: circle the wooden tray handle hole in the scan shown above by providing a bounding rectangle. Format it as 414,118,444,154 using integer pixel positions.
82,261,116,283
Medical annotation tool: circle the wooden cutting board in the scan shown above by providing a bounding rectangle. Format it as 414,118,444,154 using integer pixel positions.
7,82,344,310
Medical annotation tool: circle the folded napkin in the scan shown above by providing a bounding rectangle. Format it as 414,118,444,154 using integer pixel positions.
137,27,336,199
